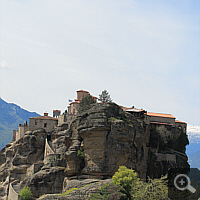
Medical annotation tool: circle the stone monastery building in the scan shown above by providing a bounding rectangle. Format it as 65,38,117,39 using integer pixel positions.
12,89,187,141
67,90,97,115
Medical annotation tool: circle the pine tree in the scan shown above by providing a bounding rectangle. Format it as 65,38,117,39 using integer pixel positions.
98,90,112,103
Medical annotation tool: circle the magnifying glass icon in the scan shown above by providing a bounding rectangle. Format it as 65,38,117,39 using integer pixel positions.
174,174,196,193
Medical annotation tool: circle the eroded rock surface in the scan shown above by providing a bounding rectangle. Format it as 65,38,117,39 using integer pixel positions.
19,167,65,198
0,103,189,199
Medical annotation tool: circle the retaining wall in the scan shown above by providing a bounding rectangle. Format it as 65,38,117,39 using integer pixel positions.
8,180,20,200
44,139,54,158
155,153,176,162
43,154,61,165
26,162,44,177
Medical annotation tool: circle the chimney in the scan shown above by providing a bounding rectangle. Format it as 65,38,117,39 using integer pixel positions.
44,112,48,116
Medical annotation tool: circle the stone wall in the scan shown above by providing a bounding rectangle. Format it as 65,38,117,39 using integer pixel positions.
175,122,187,133
68,102,79,115
29,119,58,133
77,90,89,100
12,130,17,141
58,115,66,126
43,154,61,165
26,162,44,177
58,115,76,127
149,116,175,126
19,126,29,139
155,153,176,162
15,130,20,141
8,180,19,200
44,139,54,158
14,126,29,141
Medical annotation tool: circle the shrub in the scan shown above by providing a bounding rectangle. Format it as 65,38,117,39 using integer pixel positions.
77,150,84,158
78,94,96,112
131,175,168,200
19,186,32,200
112,166,140,199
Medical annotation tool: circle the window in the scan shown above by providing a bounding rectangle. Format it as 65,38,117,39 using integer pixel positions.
47,134,51,141
35,120,37,125
44,123,47,128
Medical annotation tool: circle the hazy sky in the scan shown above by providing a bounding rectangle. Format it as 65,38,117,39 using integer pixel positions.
0,0,200,126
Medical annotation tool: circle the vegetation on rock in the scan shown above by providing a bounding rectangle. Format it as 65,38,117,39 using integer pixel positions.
98,90,112,103
77,149,84,158
112,166,140,199
88,166,168,200
131,176,168,200
19,186,32,200
78,94,96,112
112,166,168,200
88,183,127,200
60,188,78,196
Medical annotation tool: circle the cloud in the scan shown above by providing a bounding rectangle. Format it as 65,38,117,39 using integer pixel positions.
187,125,200,135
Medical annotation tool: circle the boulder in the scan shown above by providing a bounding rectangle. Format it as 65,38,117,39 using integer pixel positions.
19,167,65,198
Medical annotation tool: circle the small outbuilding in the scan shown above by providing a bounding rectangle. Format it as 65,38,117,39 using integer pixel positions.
29,112,58,132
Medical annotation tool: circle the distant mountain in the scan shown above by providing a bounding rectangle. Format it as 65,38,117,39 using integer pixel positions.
187,125,200,143
0,97,40,150
189,149,200,169
186,125,200,168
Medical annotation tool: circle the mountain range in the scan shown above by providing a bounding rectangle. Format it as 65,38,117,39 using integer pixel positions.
0,98,199,168
186,125,200,169
0,97,40,149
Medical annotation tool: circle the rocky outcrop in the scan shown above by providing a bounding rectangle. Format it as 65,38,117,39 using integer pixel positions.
38,179,113,200
19,167,65,198
0,129,46,199
76,103,149,179
0,103,189,199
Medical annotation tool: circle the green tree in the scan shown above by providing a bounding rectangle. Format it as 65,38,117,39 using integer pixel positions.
78,94,96,112
98,90,112,103
19,186,32,200
112,166,168,200
112,166,140,199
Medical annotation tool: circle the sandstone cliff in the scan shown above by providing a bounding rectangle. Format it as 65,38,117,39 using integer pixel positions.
0,103,189,199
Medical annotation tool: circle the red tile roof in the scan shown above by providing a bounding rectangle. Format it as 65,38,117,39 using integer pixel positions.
122,106,134,111
53,110,61,112
76,90,89,93
69,101,79,105
147,112,175,119
126,108,146,112
175,120,187,124
92,96,98,100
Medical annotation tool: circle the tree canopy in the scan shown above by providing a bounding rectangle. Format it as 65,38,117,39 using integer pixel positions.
78,94,96,112
98,90,112,103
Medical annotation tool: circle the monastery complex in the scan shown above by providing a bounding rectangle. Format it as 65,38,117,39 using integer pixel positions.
12,89,187,142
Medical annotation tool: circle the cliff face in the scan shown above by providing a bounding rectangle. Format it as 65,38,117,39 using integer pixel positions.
0,103,189,199
65,103,150,180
